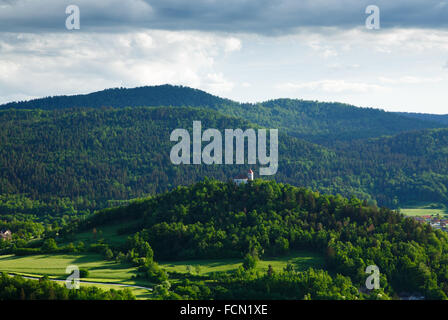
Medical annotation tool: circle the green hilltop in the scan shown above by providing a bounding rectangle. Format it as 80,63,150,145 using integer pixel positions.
44,179,448,299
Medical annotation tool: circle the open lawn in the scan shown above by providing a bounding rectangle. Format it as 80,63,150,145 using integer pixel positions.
401,203,448,218
0,253,152,299
159,250,325,276
0,250,325,298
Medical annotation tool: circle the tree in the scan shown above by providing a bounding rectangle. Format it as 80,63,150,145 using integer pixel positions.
195,265,201,275
242,254,257,271
105,248,114,260
267,265,274,277
274,237,289,254
79,269,89,278
77,241,85,252
284,263,295,273
42,238,58,253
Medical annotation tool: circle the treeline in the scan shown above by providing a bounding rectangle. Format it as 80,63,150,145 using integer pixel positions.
206,268,385,300
0,273,135,300
155,268,388,300
64,179,448,299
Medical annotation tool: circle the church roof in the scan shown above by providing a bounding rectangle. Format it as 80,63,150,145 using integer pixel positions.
233,174,248,180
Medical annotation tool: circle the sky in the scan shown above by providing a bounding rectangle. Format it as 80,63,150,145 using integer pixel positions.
0,0,447,113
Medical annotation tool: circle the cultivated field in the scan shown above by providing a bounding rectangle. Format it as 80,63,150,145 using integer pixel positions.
400,203,448,218
0,250,325,299
159,250,325,276
0,253,152,299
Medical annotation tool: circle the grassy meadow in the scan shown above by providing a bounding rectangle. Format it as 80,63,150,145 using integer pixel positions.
0,253,153,299
0,250,324,299
400,203,448,218
160,250,325,276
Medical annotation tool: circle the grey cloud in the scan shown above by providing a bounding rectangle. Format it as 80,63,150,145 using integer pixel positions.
0,0,448,34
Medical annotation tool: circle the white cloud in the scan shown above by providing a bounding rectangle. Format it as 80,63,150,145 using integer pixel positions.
370,29,448,53
0,31,238,103
327,63,360,70
287,27,448,55
378,76,444,84
276,80,386,94
224,37,242,53
203,73,235,94
307,39,338,58
1,25,448,113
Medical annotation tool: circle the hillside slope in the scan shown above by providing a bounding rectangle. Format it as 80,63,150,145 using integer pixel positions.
220,99,446,144
1,85,444,145
59,179,448,299
1,85,448,211
0,106,333,210
397,112,448,126
336,128,448,205
2,106,448,212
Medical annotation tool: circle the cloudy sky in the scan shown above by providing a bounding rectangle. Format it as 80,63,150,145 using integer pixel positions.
1,0,448,113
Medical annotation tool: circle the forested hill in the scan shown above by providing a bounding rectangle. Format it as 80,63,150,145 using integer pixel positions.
0,106,334,211
2,106,448,213
397,112,448,126
332,128,448,205
0,85,236,111
1,85,448,212
217,99,446,144
62,179,448,299
1,85,445,145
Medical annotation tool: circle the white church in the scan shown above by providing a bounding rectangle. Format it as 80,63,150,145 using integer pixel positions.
233,169,254,185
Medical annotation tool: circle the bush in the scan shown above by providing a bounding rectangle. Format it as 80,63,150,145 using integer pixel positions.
242,254,257,270
42,238,58,253
104,248,114,260
79,269,89,278
89,243,108,254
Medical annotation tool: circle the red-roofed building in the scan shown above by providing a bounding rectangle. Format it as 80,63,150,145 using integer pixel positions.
233,169,254,185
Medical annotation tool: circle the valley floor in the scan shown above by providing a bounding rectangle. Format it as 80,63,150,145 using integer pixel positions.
0,253,153,299
0,250,325,299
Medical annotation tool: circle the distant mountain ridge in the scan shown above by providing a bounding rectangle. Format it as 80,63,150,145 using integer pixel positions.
220,98,447,144
396,112,448,125
1,85,445,145
0,85,236,110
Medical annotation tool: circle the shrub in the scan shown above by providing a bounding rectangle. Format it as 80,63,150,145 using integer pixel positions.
79,269,89,278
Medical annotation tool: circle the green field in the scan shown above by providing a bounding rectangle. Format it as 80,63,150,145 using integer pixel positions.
0,250,324,299
0,254,152,299
401,203,448,218
160,250,325,276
